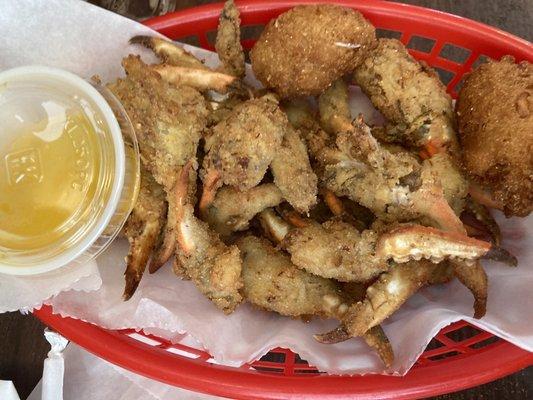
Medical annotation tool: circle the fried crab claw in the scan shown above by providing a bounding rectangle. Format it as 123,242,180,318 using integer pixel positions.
317,112,464,232
352,38,458,157
130,35,238,93
147,219,176,274
238,235,394,367
215,0,245,78
201,94,286,193
294,78,513,318
315,260,448,342
315,78,464,224
129,35,207,69
464,186,518,266
153,64,238,93
317,78,352,136
284,219,491,283
260,207,497,320
203,183,283,238
109,55,208,272
174,162,244,314
345,38,474,215
123,168,166,300
350,39,510,239
199,94,317,220
351,38,516,251
376,225,492,264
259,209,491,283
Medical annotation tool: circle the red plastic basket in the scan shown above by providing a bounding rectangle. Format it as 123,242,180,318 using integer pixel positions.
35,1,533,399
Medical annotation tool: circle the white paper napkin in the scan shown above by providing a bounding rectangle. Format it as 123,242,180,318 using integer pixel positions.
28,341,221,400
0,380,21,400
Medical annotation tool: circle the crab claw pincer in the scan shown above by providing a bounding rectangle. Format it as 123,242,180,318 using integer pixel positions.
377,224,492,265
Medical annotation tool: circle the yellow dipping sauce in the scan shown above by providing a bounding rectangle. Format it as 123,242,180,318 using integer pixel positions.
0,75,126,271
0,111,102,251
0,67,139,274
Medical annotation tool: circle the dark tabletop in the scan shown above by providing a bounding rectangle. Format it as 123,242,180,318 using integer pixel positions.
1,1,532,399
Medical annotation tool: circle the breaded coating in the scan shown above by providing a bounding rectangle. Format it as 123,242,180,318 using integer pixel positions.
261,205,490,284
123,168,166,300
109,55,208,272
109,55,208,191
283,219,387,282
177,204,243,313
283,99,331,159
239,235,395,366
270,126,318,213
318,78,352,135
319,260,442,339
353,39,457,154
456,56,533,217
318,73,467,230
203,94,287,190
175,165,243,314
239,235,346,318
204,183,283,237
422,153,468,215
320,122,420,222
207,94,245,127
319,117,467,233
215,0,245,77
315,95,486,318
250,5,376,98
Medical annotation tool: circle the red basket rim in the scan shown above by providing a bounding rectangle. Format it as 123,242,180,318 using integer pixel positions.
35,305,533,400
144,0,532,61
35,1,533,399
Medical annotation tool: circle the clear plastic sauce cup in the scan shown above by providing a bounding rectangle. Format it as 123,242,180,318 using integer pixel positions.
0,66,140,275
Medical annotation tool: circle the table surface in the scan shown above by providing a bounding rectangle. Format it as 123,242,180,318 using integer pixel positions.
1,1,532,399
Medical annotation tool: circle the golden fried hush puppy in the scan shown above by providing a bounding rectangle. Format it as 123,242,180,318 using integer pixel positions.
250,4,376,98
456,56,533,217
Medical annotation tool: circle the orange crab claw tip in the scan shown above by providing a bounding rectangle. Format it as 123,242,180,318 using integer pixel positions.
418,149,431,160
314,326,351,344
322,189,345,216
483,246,518,267
284,212,309,228
420,139,446,159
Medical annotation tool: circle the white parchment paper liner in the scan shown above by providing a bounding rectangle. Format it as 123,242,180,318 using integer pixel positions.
1,0,532,376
